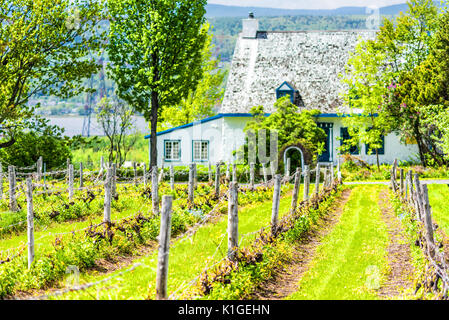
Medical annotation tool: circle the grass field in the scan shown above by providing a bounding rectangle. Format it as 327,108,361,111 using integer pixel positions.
428,184,449,235
286,185,390,300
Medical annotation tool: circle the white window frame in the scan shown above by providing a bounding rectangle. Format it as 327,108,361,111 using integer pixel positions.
164,140,181,161
192,140,209,162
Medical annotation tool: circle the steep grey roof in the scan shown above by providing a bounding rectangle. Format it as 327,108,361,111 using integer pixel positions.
221,30,377,114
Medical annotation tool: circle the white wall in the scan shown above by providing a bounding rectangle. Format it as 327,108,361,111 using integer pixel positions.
149,115,419,167
319,117,419,165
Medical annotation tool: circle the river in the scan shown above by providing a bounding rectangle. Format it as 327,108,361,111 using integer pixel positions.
45,116,149,137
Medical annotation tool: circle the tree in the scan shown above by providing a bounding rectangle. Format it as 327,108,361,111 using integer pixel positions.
241,97,326,169
159,31,227,130
340,0,443,167
107,0,209,168
0,0,105,149
0,118,71,169
96,97,137,166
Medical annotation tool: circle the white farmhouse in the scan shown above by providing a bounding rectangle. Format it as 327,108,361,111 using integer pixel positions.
145,14,418,168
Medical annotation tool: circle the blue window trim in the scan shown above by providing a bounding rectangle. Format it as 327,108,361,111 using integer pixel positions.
192,140,210,162
164,140,181,162
365,135,385,155
340,127,359,155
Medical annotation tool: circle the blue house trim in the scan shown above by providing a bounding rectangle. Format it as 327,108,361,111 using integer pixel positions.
144,113,270,139
144,112,379,139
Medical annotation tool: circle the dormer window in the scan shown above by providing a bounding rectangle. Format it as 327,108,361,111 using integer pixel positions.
276,81,305,107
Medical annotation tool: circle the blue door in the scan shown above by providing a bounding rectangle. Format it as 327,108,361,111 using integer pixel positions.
318,123,333,162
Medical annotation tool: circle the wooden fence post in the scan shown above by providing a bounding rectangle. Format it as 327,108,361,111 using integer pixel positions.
26,178,34,269
133,162,138,186
103,167,112,223
225,163,230,183
262,163,268,184
399,168,404,195
188,164,195,206
421,184,435,257
208,162,212,183
8,165,17,212
323,167,328,189
170,165,175,191
79,162,84,188
155,195,173,300
232,163,237,183
43,162,47,191
193,163,198,189
215,163,220,198
227,182,239,261
330,163,334,184
271,174,281,234
291,167,301,212
249,163,255,190
112,163,117,198
158,161,165,184
100,156,105,170
413,173,423,220
407,170,413,202
68,164,74,200
152,166,159,215
314,163,320,196
37,156,43,181
303,165,310,201
286,158,291,181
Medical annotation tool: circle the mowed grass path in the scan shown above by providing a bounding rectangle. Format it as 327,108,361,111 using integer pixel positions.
428,184,449,235
286,185,390,300
53,190,302,300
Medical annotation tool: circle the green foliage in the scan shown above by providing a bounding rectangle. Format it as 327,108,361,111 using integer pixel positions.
0,0,105,148
242,97,326,166
0,118,71,169
107,0,209,167
159,32,227,130
341,0,449,167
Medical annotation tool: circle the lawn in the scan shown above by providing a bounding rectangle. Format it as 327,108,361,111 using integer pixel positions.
427,184,449,235
286,185,390,300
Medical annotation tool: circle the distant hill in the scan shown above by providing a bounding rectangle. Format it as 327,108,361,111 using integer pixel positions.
206,2,421,18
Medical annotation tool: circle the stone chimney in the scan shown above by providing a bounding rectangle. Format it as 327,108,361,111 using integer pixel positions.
242,12,258,39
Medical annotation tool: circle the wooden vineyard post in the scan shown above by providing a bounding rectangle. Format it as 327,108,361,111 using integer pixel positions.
8,165,17,212
323,167,328,189
112,163,117,198
68,164,74,200
193,163,198,190
158,162,165,184
413,173,423,220
262,163,268,184
227,182,239,261
249,163,255,190
37,156,43,181
286,158,291,181
43,163,47,191
337,158,342,184
303,165,310,201
421,184,435,257
291,167,301,212
133,162,138,186
155,195,173,300
214,163,221,198
143,163,147,189
271,174,281,234
152,166,159,215
329,163,334,185
100,156,105,170
208,162,212,183
188,164,195,206
79,162,84,189
232,163,237,183
225,164,230,183
404,173,409,200
407,170,413,202
314,163,320,196
170,165,175,191
26,178,34,269
399,168,404,195
103,167,112,223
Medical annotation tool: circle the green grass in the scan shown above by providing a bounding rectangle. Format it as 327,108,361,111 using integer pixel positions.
52,191,301,300
286,185,390,300
427,184,449,235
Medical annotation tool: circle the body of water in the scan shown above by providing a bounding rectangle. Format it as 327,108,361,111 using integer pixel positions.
45,116,149,137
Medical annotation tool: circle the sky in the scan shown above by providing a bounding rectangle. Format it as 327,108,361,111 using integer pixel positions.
207,0,409,10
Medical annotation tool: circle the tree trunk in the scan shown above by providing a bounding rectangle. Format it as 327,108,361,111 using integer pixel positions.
376,148,380,171
150,91,159,168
